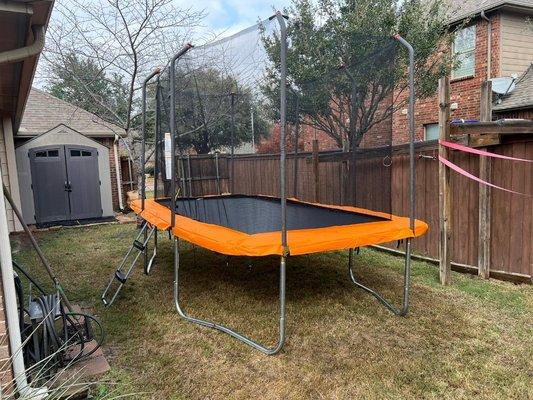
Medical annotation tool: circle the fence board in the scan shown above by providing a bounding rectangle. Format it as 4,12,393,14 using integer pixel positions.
180,139,532,281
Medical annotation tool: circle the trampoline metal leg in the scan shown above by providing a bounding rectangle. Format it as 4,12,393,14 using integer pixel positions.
349,239,412,316
173,237,286,355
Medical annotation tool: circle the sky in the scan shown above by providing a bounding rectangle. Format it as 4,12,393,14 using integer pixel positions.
183,0,293,38
34,0,294,88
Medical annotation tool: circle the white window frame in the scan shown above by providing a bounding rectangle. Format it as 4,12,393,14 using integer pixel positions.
424,123,439,141
452,25,476,79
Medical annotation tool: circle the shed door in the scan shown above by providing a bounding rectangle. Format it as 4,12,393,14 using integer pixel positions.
29,147,70,223
65,146,102,220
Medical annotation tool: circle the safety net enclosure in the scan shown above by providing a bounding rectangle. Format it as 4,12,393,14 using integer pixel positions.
137,14,427,257
104,11,428,354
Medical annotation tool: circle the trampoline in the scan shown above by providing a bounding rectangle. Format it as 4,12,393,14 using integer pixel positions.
102,12,427,355
130,196,427,257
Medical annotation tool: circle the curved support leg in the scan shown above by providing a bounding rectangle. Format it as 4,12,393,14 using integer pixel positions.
173,237,286,355
348,239,412,316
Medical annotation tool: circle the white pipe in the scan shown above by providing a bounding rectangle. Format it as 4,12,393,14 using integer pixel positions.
114,135,124,210
0,25,44,65
0,177,28,393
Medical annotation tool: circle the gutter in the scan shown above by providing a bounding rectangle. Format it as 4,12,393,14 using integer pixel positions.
0,25,44,65
0,1,33,14
447,1,533,25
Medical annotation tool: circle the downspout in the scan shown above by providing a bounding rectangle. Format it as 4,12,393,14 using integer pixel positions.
481,11,492,80
0,25,44,65
0,22,48,399
113,135,125,210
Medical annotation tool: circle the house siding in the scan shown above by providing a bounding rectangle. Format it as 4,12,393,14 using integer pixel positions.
500,12,533,77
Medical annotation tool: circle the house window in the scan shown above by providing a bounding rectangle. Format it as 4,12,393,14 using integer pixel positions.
452,25,476,79
424,123,439,141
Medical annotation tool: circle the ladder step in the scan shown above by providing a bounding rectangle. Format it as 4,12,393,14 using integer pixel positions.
133,240,145,251
115,271,128,284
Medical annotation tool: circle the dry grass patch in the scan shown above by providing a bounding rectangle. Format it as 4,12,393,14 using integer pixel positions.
11,224,533,399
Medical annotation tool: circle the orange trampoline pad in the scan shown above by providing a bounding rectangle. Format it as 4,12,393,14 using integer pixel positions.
130,198,428,257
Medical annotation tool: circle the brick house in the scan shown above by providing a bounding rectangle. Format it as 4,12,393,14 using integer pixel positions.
259,0,533,152
394,0,533,144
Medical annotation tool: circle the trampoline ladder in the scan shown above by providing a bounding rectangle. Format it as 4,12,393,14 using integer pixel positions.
101,221,157,307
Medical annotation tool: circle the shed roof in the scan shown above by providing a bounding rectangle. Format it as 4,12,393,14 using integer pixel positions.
448,0,533,23
17,88,126,138
493,64,533,112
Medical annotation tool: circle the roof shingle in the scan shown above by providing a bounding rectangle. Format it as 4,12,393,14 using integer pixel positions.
18,88,126,137
448,0,533,23
493,63,533,111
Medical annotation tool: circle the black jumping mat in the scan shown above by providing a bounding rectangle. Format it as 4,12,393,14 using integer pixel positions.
156,195,388,234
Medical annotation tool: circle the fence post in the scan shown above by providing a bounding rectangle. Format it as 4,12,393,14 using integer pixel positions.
478,81,492,279
312,139,319,202
438,77,452,285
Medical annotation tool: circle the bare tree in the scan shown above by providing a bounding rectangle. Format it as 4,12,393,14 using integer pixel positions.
41,0,205,187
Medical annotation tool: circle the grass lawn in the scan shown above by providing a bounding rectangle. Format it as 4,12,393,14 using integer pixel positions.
11,223,532,399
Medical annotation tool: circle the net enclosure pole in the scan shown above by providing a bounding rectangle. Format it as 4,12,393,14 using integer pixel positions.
277,11,288,254
169,44,193,228
348,35,415,316
141,68,161,211
394,34,415,232
172,12,289,355
154,77,161,201
293,93,300,198
230,92,236,193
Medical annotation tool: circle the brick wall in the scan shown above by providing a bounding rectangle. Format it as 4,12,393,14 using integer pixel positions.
0,282,13,393
299,125,340,152
393,14,502,144
257,123,340,153
95,137,123,210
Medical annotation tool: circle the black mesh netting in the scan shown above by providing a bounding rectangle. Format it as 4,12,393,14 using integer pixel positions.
153,17,404,219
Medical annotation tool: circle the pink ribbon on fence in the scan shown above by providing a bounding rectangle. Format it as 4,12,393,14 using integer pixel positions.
438,156,532,197
439,140,533,163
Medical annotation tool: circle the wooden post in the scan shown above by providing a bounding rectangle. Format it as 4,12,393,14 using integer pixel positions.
312,139,319,202
438,77,452,285
478,81,492,278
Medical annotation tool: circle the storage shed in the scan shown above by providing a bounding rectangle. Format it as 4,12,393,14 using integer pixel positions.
15,88,126,226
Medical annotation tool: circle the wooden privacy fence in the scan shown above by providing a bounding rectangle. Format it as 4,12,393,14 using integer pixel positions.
180,138,532,283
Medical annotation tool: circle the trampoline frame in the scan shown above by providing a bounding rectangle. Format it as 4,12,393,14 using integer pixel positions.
135,13,417,354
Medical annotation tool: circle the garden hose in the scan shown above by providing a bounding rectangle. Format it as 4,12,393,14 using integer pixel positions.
13,261,105,380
